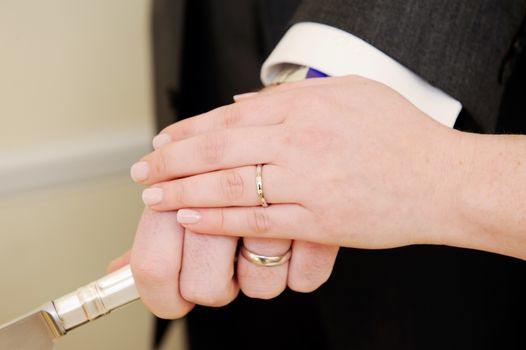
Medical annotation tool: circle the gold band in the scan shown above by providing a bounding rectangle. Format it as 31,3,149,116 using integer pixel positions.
255,164,268,207
240,245,291,267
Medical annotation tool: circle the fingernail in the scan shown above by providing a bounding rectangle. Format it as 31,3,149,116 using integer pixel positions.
233,92,258,102
142,187,163,205
130,161,149,182
177,209,202,224
152,133,171,150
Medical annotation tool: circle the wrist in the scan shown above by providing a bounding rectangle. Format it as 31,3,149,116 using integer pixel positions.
443,133,526,259
430,130,479,248
416,127,473,247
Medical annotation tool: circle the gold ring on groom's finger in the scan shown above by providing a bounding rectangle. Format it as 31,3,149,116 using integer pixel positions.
240,245,291,267
256,164,268,207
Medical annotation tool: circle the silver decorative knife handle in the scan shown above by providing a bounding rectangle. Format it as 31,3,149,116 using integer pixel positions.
52,265,138,331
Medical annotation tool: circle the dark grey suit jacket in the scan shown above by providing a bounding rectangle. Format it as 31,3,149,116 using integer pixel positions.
152,1,526,349
293,0,526,133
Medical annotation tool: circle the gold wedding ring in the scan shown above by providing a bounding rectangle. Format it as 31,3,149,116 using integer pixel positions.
240,245,291,267
256,164,268,207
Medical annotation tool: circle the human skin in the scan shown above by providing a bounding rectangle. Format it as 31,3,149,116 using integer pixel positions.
110,79,343,317
109,208,337,318
120,76,526,319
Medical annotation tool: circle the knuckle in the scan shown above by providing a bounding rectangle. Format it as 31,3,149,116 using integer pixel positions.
200,133,227,165
218,207,226,234
220,170,245,201
154,148,169,177
288,245,336,293
288,280,319,293
288,270,326,293
133,257,195,319
243,289,278,300
172,181,186,207
239,280,284,300
150,302,194,320
180,280,234,307
218,104,242,128
132,258,172,288
177,124,193,139
246,208,272,235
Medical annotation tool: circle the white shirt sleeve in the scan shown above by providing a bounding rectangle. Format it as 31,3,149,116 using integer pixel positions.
261,22,462,128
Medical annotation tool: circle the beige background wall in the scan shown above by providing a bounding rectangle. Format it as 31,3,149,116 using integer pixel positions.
0,0,152,148
0,1,184,349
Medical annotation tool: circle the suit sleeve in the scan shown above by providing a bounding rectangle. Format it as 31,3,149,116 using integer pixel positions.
292,0,526,133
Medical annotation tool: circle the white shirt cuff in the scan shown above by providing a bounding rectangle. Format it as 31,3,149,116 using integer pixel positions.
261,22,462,128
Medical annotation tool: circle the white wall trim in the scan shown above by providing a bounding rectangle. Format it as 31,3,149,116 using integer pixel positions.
0,126,154,196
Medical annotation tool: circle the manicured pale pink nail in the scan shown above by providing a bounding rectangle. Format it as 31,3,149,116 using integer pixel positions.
130,161,149,182
142,188,163,205
177,209,202,224
233,92,258,102
152,133,171,150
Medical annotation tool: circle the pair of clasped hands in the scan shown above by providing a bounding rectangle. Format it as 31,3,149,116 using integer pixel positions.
108,76,469,319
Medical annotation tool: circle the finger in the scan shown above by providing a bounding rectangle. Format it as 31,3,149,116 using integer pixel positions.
132,126,281,184
130,208,194,319
107,250,131,273
142,165,300,210
237,238,291,299
287,241,339,293
179,229,239,307
232,91,258,102
176,205,325,244
246,75,338,99
153,92,290,148
153,77,338,149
